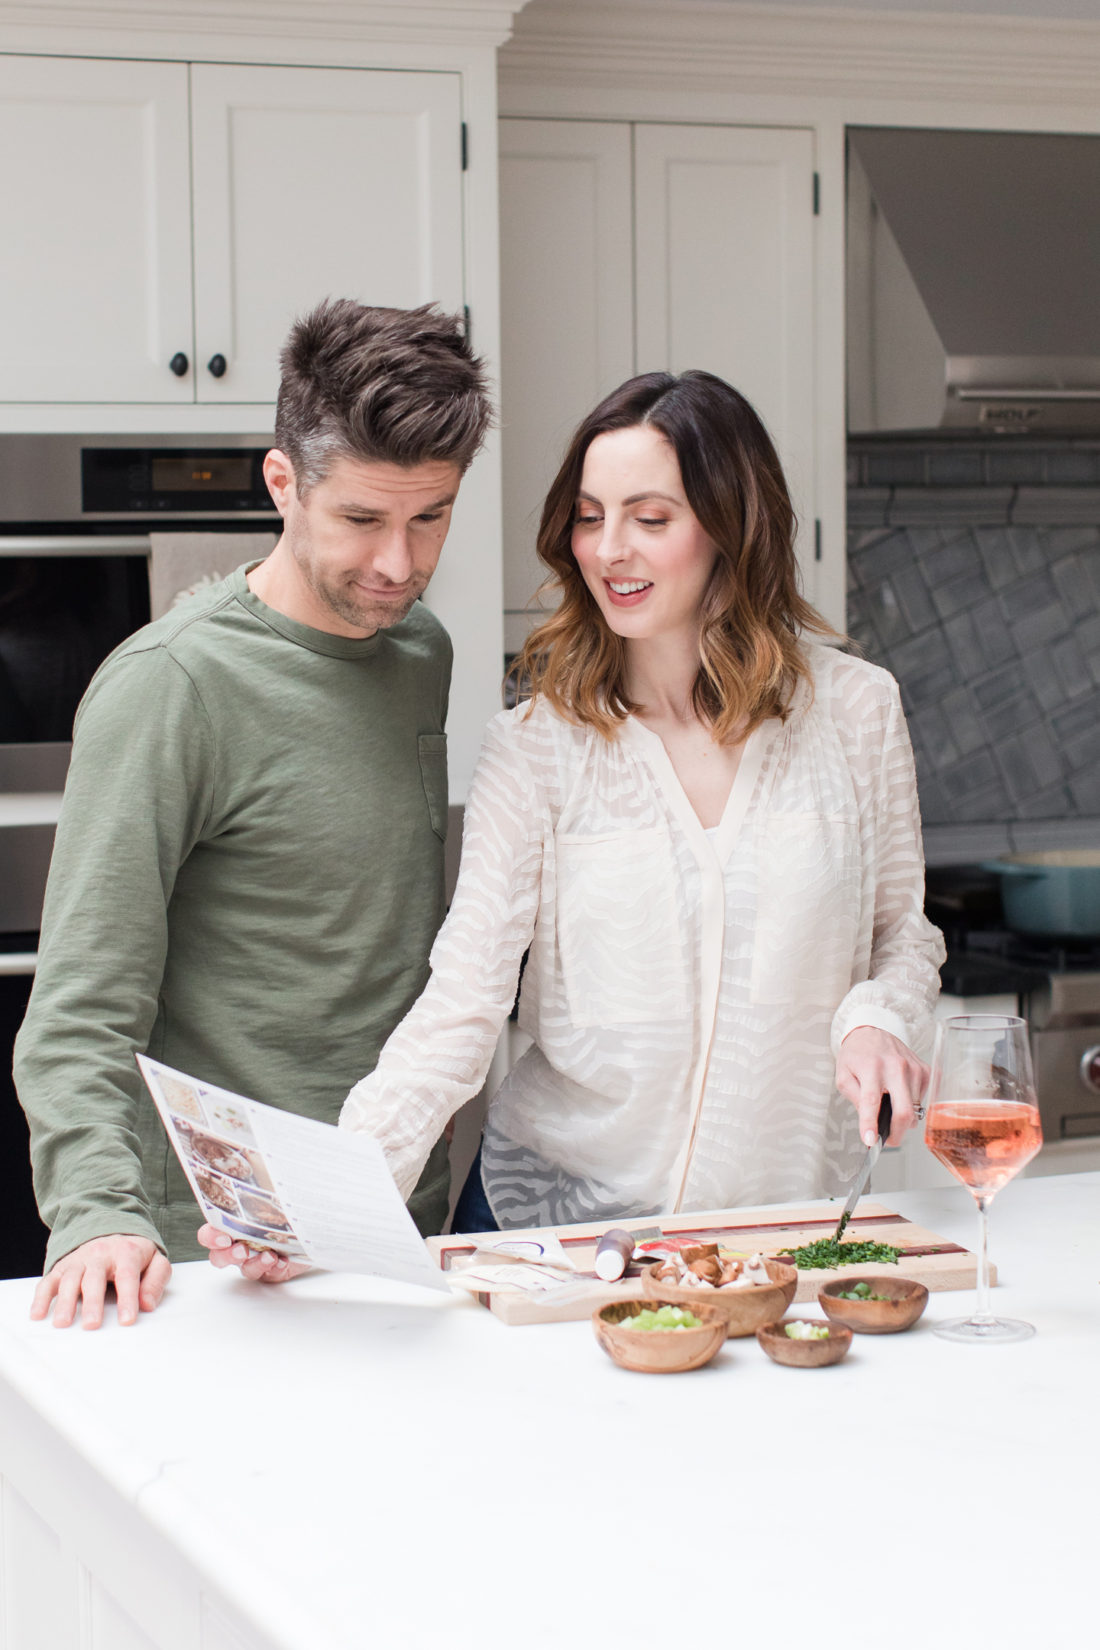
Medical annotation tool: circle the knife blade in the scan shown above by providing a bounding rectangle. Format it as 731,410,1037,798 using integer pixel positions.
832,1093,893,1245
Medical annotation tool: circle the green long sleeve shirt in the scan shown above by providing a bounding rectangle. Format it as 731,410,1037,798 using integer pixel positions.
15,565,452,1270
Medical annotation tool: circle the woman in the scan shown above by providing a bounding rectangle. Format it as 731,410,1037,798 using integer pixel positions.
214,369,944,1269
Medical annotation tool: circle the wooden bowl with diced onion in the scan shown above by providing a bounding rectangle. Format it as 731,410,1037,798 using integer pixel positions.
818,1275,929,1334
641,1258,798,1339
756,1317,852,1368
592,1299,728,1373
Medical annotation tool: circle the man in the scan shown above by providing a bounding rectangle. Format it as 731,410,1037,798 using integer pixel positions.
15,297,492,1328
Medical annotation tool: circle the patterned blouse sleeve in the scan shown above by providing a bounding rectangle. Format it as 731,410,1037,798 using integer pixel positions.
340,714,546,1199
830,673,946,1058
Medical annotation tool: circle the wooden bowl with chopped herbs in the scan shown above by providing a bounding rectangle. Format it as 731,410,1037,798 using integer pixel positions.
592,1299,728,1373
818,1276,929,1334
756,1318,852,1368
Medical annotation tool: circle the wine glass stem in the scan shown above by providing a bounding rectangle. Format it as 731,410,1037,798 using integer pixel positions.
974,1193,994,1323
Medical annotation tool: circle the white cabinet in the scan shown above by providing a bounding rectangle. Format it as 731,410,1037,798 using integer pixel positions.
0,56,464,406
190,64,464,405
633,124,816,554
0,56,194,404
498,119,634,647
499,117,817,646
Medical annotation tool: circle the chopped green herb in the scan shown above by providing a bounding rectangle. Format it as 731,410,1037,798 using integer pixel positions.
836,1282,889,1300
785,1322,830,1340
778,1238,900,1271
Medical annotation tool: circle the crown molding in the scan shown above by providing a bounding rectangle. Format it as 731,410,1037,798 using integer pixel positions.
500,0,1100,107
0,0,526,54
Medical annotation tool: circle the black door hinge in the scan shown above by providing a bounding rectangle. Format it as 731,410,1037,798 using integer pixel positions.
461,122,469,171
812,172,820,215
814,519,823,562
463,305,472,343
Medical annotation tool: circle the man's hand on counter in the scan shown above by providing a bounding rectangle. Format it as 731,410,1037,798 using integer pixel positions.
197,1224,311,1284
30,1236,172,1330
835,1026,929,1147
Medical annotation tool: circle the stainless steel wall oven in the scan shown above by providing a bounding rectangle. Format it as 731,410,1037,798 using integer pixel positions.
1,433,277,1275
0,433,277,752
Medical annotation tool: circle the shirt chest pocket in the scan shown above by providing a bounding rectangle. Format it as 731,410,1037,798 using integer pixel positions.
750,813,860,1007
417,733,448,842
554,826,690,1026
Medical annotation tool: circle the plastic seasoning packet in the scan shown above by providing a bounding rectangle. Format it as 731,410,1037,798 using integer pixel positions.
448,1233,578,1295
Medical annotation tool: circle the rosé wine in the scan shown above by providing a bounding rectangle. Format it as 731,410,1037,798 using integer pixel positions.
925,1099,1042,1198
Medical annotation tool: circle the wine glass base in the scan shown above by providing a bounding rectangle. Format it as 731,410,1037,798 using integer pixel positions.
933,1315,1035,1344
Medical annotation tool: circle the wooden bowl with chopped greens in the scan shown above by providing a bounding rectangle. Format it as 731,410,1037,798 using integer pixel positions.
592,1299,728,1373
818,1276,929,1334
756,1318,852,1368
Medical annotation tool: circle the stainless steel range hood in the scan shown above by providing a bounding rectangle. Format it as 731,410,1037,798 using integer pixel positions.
847,127,1100,435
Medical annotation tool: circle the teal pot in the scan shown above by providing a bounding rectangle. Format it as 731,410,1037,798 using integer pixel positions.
982,851,1100,938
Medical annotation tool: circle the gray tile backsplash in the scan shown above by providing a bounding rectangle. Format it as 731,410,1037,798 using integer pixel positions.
847,439,1100,851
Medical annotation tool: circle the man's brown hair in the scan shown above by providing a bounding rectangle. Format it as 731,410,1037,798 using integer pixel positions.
515,370,836,741
275,298,491,492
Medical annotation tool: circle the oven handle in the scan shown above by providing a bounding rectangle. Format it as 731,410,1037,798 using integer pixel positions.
0,535,150,556
0,952,37,976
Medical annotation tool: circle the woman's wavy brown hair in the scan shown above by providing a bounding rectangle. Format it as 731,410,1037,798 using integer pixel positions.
514,370,836,741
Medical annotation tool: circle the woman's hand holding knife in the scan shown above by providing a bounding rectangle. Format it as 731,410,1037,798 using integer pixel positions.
834,1025,929,1147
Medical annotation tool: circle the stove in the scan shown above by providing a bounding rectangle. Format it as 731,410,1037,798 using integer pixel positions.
927,868,1100,1144
963,930,1100,975
1021,968,1100,1141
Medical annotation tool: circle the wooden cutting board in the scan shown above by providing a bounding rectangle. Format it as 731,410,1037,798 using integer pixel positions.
427,1201,986,1327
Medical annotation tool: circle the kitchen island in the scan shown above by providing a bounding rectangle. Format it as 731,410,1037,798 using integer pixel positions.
1,1175,1096,1650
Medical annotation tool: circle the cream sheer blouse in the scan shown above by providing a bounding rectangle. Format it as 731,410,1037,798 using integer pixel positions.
340,645,945,1228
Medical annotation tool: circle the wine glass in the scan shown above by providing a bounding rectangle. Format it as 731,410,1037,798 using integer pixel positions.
924,1014,1042,1343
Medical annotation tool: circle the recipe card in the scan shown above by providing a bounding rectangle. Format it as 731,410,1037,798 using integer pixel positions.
136,1054,449,1292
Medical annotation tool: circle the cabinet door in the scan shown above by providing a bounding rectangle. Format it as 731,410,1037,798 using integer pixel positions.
191,65,465,405
0,56,193,404
498,119,634,649
634,125,816,564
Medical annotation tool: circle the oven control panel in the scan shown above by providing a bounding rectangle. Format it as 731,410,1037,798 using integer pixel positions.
0,433,277,523
82,448,273,515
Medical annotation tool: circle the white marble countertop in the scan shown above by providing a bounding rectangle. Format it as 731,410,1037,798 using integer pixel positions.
1,1175,1097,1650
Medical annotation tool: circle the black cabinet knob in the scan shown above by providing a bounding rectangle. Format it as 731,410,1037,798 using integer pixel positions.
169,351,189,377
207,353,227,379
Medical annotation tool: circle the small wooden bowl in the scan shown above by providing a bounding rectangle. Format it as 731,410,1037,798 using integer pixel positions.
756,1318,852,1368
818,1276,929,1335
592,1299,728,1373
641,1259,798,1339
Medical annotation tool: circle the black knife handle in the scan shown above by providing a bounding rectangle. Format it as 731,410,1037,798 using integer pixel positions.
878,1093,893,1145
